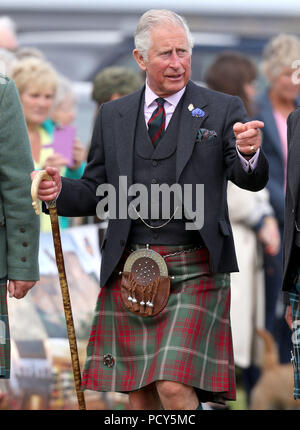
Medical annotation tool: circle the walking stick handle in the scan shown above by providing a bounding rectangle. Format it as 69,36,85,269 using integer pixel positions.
31,170,53,215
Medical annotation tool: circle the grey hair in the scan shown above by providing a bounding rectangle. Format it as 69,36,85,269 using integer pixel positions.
134,9,194,61
0,16,16,33
0,47,16,76
15,46,46,61
52,74,76,109
261,33,300,80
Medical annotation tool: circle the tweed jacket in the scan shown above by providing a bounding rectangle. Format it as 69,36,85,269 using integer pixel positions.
0,75,39,281
55,80,269,287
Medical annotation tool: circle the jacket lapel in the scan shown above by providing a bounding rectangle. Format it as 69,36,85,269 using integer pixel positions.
287,117,300,207
176,81,208,182
115,88,144,186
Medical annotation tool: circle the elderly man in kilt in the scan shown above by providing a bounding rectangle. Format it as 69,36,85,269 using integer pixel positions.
33,9,268,410
0,74,39,382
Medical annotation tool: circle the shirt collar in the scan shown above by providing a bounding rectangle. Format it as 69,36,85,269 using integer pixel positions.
145,81,186,108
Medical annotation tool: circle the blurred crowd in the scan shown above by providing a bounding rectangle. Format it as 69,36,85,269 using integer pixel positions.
1,14,300,410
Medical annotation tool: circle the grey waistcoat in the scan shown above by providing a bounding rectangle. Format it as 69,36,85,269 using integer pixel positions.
128,94,204,246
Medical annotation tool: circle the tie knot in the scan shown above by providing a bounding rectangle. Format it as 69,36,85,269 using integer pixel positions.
156,97,165,107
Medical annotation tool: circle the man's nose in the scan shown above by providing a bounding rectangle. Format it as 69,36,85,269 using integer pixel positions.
169,52,181,68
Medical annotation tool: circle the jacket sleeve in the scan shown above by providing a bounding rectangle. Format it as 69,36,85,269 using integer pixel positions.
0,78,40,281
223,96,269,191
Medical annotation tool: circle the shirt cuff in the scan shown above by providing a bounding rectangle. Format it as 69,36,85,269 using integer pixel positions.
236,147,260,172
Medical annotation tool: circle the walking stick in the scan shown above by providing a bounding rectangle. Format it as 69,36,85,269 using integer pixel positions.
31,170,86,410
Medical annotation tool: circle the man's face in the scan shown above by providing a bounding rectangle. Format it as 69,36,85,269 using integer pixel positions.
134,24,191,97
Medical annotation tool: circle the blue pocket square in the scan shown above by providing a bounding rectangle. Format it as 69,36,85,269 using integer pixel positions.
196,128,217,143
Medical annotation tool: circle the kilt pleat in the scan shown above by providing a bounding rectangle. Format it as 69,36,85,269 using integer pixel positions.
0,279,10,379
82,244,236,402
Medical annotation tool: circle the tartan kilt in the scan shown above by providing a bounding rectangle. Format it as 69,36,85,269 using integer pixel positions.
82,244,236,402
0,278,10,379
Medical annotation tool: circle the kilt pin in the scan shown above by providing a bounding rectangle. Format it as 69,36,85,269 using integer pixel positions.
82,245,235,402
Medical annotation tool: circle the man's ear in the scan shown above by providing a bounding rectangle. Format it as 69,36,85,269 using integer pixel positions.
133,49,147,72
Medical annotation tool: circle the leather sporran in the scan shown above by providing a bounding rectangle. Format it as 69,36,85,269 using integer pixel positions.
120,248,170,317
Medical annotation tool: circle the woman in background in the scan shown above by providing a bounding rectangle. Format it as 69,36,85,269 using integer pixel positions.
11,57,86,231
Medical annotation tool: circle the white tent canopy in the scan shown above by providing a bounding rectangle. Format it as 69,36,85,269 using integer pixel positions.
2,0,300,16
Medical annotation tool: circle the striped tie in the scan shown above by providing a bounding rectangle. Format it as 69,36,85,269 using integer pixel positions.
148,97,166,146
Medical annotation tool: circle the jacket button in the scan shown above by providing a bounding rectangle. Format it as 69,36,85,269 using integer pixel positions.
151,178,157,184
21,257,27,262
120,240,125,247
20,227,25,233
152,160,158,167
292,209,295,214
22,242,28,247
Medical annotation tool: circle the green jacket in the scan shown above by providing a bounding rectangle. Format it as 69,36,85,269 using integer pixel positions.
0,74,39,281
